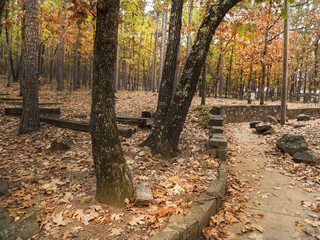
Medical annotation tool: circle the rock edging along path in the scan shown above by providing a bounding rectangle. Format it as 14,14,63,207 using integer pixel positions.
149,106,228,240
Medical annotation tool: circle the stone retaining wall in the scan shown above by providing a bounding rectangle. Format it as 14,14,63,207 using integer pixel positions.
215,105,320,123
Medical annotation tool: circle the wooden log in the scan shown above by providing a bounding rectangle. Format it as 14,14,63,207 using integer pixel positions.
116,117,154,127
3,102,62,106
40,116,135,138
141,110,156,118
1,98,23,101
0,93,10,96
4,107,61,116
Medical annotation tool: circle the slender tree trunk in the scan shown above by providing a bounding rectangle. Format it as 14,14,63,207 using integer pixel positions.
201,61,206,105
186,0,193,58
225,47,233,98
218,54,224,98
280,0,289,125
149,0,241,158
90,0,133,207
56,0,66,91
19,0,40,134
151,11,160,92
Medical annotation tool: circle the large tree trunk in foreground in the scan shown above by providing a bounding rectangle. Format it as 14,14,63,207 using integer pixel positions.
141,0,184,148
90,0,133,207
19,0,40,134
149,0,241,158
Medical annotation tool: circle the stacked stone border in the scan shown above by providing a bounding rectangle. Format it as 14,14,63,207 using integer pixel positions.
149,106,228,240
217,105,320,123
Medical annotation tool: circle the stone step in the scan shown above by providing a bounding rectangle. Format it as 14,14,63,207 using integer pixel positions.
210,126,224,137
209,106,222,115
209,134,227,149
208,115,223,127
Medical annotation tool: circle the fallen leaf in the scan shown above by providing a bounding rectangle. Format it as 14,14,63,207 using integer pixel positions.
108,228,122,237
52,212,66,226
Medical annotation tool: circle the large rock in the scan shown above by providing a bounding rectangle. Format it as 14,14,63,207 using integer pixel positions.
0,179,9,195
250,121,262,128
264,115,278,124
50,139,75,151
0,213,40,240
0,207,14,228
276,134,308,156
297,114,310,121
255,122,272,133
135,185,153,207
293,150,320,164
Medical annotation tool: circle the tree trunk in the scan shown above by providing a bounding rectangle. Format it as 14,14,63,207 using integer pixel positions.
19,0,40,134
158,11,168,91
201,61,206,105
56,0,66,92
151,11,160,92
148,0,241,158
90,0,133,207
218,53,224,98
280,0,289,125
186,0,193,58
141,0,184,148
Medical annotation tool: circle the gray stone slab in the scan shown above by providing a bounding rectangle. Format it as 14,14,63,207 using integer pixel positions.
167,215,198,240
148,227,180,240
0,213,40,240
0,207,14,228
185,194,217,237
135,185,153,207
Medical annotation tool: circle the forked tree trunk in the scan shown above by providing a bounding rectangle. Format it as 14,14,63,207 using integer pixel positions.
141,0,184,148
148,0,241,158
90,0,133,207
19,0,40,134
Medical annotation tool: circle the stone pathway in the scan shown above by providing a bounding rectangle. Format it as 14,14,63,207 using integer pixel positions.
226,123,318,240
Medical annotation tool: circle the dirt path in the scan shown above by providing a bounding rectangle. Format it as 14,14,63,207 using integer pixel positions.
226,123,318,240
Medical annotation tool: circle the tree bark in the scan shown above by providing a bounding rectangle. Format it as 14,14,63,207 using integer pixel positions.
148,0,241,158
140,0,184,148
90,0,133,207
158,10,168,91
56,0,66,92
19,0,40,134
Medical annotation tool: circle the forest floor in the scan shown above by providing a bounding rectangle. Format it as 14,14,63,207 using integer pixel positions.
0,77,319,239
